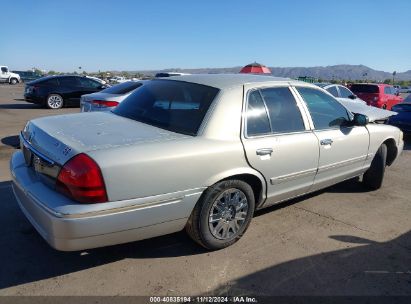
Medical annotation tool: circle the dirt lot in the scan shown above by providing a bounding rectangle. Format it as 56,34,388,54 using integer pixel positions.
0,84,410,296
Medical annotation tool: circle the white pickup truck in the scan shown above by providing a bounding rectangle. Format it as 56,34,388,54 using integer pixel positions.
0,66,21,84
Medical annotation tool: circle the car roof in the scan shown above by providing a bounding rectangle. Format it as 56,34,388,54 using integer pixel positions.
351,83,390,87
163,73,293,89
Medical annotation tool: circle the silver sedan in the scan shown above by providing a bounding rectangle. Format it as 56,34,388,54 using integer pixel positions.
80,80,146,112
11,74,404,251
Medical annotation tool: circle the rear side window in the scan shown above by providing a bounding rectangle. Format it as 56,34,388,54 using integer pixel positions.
59,77,80,87
246,91,271,136
297,87,350,130
338,86,353,98
350,84,379,94
78,77,101,89
259,87,305,133
326,86,339,97
102,82,143,94
113,80,219,136
41,78,59,86
384,87,395,95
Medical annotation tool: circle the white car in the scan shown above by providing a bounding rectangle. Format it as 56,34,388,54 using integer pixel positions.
316,83,396,122
0,66,21,84
109,76,129,84
316,83,366,104
86,76,108,85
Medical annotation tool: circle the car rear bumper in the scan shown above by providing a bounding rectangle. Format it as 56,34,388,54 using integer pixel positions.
10,151,204,251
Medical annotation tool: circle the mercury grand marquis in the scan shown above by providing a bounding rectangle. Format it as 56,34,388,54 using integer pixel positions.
10,74,404,251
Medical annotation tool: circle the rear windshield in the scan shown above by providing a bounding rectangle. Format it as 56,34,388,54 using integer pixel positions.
350,84,379,94
101,81,143,95
113,80,219,135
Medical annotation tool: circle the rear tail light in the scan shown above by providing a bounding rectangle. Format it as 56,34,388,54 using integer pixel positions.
56,153,108,203
91,100,119,108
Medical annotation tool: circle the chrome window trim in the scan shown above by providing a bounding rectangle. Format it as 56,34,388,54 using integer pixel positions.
292,86,352,131
243,85,311,139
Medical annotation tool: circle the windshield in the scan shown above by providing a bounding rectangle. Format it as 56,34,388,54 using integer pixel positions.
101,81,143,95
113,80,219,136
350,84,379,94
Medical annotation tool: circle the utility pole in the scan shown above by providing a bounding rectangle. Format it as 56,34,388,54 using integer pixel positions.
392,71,396,85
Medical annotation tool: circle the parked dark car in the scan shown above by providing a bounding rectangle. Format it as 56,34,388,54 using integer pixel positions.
24,75,107,109
388,96,411,134
12,71,44,82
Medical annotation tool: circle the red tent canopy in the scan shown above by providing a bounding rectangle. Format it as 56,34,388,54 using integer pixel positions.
240,62,271,74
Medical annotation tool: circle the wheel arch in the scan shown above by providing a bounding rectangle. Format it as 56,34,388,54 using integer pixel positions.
383,138,398,166
205,169,267,209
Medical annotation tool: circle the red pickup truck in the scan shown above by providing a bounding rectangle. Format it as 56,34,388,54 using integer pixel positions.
349,83,403,110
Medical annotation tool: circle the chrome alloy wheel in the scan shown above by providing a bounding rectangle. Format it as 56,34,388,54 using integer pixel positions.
208,188,249,240
47,95,63,109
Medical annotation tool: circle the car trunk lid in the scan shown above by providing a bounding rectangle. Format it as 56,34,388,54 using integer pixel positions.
22,112,189,166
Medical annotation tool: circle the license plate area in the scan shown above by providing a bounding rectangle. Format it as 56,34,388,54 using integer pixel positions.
21,139,60,179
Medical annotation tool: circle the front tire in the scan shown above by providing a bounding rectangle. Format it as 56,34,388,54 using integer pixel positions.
46,94,64,109
363,144,387,190
186,179,255,250
9,78,18,85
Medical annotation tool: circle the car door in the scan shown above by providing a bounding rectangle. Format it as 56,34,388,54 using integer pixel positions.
241,85,320,207
294,86,370,191
77,77,103,96
58,76,83,104
0,67,8,82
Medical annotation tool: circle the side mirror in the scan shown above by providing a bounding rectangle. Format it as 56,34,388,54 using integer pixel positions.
395,92,400,96
348,94,357,100
353,113,369,126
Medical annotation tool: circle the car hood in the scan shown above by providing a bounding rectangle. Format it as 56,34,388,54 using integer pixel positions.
22,112,189,165
339,100,397,122
10,72,20,78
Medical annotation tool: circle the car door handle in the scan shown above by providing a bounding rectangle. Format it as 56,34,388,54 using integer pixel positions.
256,148,273,156
320,139,333,146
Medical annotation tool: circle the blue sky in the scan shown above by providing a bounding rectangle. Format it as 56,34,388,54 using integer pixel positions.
1,0,410,72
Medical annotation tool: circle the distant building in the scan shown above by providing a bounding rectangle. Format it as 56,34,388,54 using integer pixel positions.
296,76,317,83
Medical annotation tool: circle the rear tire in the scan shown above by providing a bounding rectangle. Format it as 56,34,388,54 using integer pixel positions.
363,144,387,190
46,94,64,109
186,179,255,250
